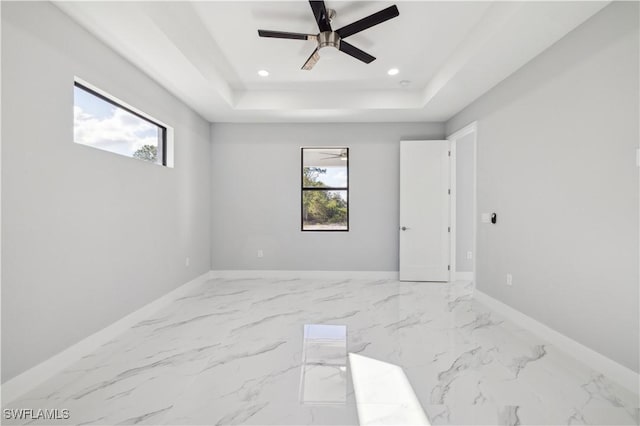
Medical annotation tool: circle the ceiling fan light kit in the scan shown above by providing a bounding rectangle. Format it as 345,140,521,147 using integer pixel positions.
258,1,399,70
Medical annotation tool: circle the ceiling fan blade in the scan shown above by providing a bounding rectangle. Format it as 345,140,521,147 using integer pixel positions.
336,5,399,39
302,48,321,70
258,30,316,41
309,1,332,32
339,41,375,64
319,151,346,156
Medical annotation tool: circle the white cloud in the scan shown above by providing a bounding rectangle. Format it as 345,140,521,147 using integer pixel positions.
74,105,158,157
323,167,348,187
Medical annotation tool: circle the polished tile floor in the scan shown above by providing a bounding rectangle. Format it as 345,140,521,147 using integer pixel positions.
3,278,638,425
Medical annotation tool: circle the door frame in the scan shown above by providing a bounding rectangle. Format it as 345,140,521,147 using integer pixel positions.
447,122,477,282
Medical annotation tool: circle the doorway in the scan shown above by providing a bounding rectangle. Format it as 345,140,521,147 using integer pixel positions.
448,122,477,282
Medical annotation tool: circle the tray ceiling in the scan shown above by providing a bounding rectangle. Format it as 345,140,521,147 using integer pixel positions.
54,1,609,123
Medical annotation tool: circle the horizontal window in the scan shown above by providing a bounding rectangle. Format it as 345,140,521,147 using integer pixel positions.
301,148,349,231
73,80,167,166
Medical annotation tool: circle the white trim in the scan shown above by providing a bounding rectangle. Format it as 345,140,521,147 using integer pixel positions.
211,270,399,280
447,121,478,140
449,140,457,280
474,290,639,396
453,272,474,281
0,2,3,412
1,271,213,404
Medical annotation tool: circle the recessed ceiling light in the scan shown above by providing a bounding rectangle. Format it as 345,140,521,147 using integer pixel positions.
387,68,399,76
258,70,269,77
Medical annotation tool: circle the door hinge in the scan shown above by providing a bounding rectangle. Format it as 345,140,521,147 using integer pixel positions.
448,265,451,271
448,226,451,233
448,189,451,195
448,151,451,157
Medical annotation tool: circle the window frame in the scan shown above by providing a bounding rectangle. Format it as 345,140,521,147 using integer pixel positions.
73,80,168,166
300,147,350,232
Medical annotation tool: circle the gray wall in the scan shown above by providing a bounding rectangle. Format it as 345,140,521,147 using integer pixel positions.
210,123,444,271
1,2,211,382
455,132,475,273
447,2,639,372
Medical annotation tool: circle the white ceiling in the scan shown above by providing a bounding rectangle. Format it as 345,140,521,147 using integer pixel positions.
54,1,609,123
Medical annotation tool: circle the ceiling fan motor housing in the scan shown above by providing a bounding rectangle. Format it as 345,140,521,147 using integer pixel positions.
318,31,340,50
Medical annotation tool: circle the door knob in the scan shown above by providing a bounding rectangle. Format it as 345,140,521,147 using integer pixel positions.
401,226,409,231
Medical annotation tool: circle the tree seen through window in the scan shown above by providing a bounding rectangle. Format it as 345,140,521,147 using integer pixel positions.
301,148,349,231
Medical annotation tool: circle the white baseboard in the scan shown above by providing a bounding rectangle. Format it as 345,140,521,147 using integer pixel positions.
453,271,474,281
474,290,639,396
1,271,213,405
211,270,399,280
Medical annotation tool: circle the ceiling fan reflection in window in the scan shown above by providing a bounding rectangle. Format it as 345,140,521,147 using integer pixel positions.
257,1,399,70
320,149,348,161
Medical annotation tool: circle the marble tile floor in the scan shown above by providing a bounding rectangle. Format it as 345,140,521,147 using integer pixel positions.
2,278,638,425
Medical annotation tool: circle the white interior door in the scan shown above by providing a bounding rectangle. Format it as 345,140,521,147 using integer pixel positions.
399,140,450,282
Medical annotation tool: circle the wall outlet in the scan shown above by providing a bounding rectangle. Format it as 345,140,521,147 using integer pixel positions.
466,251,473,260
185,257,190,267
257,250,264,258
506,273,513,286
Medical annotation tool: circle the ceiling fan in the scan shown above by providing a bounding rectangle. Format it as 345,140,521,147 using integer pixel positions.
258,1,399,70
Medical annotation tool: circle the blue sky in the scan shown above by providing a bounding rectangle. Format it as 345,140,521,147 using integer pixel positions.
321,166,348,188
74,87,115,118
74,86,160,157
